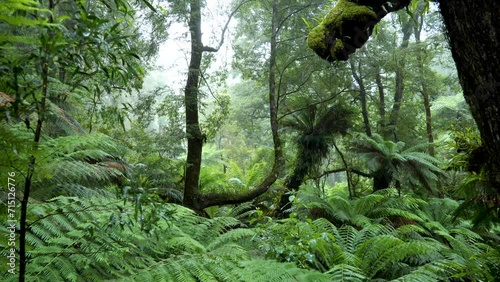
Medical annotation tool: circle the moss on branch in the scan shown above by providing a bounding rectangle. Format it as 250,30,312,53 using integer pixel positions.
307,0,411,62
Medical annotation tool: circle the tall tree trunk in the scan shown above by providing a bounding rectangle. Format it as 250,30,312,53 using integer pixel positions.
333,140,355,198
421,88,435,156
19,1,54,280
438,0,500,190
387,17,413,141
372,15,414,192
350,59,372,136
267,0,290,218
278,154,308,217
19,84,46,282
375,70,386,133
414,5,434,156
183,0,204,211
268,0,283,180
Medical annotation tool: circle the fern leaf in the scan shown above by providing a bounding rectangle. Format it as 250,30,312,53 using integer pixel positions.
327,264,367,282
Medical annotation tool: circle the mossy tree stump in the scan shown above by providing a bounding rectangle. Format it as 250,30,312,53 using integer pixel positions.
307,0,411,62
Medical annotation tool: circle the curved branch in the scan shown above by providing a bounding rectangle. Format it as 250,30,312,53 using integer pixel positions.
193,0,283,211
332,140,354,197
279,87,349,120
198,162,281,209
202,0,253,52
311,167,372,180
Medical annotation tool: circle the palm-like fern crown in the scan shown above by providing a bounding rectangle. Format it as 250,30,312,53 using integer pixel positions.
281,97,352,137
352,133,443,192
280,100,352,189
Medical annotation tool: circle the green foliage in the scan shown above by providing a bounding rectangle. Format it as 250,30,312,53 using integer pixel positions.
281,99,353,192
201,92,231,140
432,92,472,128
295,189,426,228
197,143,274,199
0,122,127,200
0,0,53,41
2,191,497,281
257,190,499,281
352,133,443,192
0,0,146,134
453,170,500,228
444,128,500,228
446,127,482,172
0,196,330,281
114,86,186,204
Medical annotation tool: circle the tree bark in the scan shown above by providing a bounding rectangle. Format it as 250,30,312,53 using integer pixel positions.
414,8,434,156
421,88,434,156
332,140,355,198
387,17,413,141
438,0,500,189
371,15,414,192
183,0,204,210
350,59,372,137
375,70,386,132
19,1,54,280
183,0,283,212
373,167,393,191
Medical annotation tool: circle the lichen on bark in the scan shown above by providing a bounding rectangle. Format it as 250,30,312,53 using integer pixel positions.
307,0,411,62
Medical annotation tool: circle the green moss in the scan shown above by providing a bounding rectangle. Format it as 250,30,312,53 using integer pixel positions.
307,0,380,61
307,24,327,50
331,39,344,59
324,0,377,30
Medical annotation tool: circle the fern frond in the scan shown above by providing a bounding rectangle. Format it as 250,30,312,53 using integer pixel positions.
207,228,255,251
327,263,367,282
168,236,207,253
237,260,331,282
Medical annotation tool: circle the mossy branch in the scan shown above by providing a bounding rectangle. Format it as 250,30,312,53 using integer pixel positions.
307,0,411,62
191,160,281,211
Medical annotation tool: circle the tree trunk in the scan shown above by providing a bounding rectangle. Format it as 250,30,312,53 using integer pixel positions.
373,167,392,191
350,60,372,137
414,8,434,156
371,16,414,192
183,0,205,210
375,70,386,133
387,17,413,141
421,88,435,156
198,0,283,210
438,0,500,189
277,161,307,217
19,1,54,280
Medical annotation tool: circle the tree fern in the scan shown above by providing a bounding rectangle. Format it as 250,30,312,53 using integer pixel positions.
211,201,256,220
296,189,427,229
277,100,352,216
44,93,87,137
351,133,443,192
